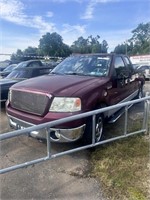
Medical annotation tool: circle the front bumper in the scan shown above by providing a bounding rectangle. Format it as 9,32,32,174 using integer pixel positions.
8,115,85,143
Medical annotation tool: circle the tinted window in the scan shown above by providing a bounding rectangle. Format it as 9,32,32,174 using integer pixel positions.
31,68,51,77
114,57,125,69
16,62,27,68
39,69,50,75
124,56,131,65
124,56,134,74
28,61,42,67
114,56,130,78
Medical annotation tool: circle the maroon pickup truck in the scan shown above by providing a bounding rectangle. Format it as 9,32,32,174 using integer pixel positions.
6,54,144,144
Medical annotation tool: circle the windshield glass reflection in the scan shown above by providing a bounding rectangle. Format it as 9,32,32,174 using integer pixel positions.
51,55,111,77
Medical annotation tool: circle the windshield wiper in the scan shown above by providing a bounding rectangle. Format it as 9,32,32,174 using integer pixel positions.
50,72,64,75
65,72,79,75
65,72,89,76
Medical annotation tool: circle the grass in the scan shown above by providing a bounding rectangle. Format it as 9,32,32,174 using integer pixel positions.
90,119,150,200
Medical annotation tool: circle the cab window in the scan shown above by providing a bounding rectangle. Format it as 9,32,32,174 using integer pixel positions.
114,56,129,78
114,56,125,69
124,56,134,75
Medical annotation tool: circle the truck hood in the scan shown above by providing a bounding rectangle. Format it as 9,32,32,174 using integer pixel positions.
11,74,108,96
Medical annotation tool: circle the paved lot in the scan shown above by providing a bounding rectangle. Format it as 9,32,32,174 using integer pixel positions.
0,81,149,200
0,129,105,200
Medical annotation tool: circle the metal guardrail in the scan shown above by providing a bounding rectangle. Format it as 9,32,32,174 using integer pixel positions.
0,96,150,174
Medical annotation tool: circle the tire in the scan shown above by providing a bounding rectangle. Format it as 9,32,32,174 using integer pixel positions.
83,113,104,145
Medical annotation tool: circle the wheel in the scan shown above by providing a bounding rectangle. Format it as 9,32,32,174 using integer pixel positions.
83,114,104,145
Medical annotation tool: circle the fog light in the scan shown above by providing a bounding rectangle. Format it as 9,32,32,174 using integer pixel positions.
31,131,39,135
55,131,61,139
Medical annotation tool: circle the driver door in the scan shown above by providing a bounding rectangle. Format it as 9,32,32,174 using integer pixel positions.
108,56,131,105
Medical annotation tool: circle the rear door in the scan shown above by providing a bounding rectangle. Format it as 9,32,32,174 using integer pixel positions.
123,56,139,92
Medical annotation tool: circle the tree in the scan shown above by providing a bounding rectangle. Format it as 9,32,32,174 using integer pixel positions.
114,44,127,54
71,36,89,53
11,49,25,63
114,22,150,55
89,35,101,53
131,23,150,44
38,32,71,57
71,35,108,53
11,47,40,63
129,22,150,55
23,47,38,57
61,43,72,57
101,40,108,53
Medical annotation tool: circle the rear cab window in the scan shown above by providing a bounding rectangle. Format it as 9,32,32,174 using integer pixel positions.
124,56,134,75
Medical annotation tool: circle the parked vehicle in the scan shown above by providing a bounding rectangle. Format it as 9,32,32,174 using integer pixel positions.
42,60,57,71
0,64,17,78
0,66,51,103
15,59,43,69
132,64,139,70
0,61,11,72
6,54,145,144
136,65,150,80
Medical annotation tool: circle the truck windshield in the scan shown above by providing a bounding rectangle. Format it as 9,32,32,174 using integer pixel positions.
51,55,111,77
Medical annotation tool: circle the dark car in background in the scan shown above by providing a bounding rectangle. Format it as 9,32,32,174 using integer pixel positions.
42,60,58,71
0,66,51,103
0,64,17,78
15,59,43,69
0,60,11,72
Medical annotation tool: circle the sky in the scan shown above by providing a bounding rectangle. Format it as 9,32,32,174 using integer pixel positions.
0,0,150,61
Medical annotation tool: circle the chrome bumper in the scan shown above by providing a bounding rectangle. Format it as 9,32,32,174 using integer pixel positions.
8,115,85,143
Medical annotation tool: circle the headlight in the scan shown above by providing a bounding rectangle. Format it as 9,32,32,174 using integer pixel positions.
8,89,12,102
49,97,81,112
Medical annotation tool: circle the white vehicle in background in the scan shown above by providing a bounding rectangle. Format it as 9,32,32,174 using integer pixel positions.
136,65,150,80
130,55,150,80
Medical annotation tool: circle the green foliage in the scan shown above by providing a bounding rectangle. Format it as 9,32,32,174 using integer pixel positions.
10,47,40,63
11,22,150,63
38,32,71,57
90,135,150,200
114,22,150,55
114,44,127,54
23,46,38,56
71,35,108,54
11,49,25,63
11,32,72,62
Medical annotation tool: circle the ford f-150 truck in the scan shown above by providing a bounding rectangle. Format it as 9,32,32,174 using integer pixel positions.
6,54,145,144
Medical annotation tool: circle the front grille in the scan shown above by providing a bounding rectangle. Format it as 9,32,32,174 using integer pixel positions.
10,90,50,116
